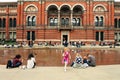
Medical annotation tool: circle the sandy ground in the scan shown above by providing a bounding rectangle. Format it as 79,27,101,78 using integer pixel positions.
0,65,120,80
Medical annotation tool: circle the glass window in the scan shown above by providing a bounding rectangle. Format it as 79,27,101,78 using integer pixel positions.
65,18,69,25
72,18,76,26
27,16,31,26
3,18,6,28
9,32,12,39
13,18,16,27
54,18,58,26
13,32,16,39
0,18,2,27
50,18,54,26
9,18,12,27
100,16,103,26
96,32,99,41
100,32,104,41
114,18,117,28
27,31,30,40
76,18,80,26
95,16,99,26
119,19,120,28
61,18,65,26
32,16,36,26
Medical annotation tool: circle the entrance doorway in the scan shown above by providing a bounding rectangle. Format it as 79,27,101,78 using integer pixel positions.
63,35,68,42
61,31,69,46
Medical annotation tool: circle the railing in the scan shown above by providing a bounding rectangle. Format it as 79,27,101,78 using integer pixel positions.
58,25,73,30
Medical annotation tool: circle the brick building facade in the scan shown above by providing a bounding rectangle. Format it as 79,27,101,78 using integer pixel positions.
0,0,119,45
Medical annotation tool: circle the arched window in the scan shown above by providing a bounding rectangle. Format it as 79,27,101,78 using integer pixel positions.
114,18,117,28
100,16,103,26
9,18,12,27
13,18,16,27
3,18,6,28
27,16,31,26
0,18,2,27
32,16,36,26
95,16,99,26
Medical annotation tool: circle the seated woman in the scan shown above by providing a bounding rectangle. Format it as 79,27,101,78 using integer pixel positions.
6,54,22,68
26,53,36,69
72,53,83,68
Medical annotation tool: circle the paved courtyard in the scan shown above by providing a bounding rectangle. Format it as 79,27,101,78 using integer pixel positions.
0,65,120,80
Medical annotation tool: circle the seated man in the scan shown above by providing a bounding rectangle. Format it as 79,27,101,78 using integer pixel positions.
87,53,96,67
6,54,22,68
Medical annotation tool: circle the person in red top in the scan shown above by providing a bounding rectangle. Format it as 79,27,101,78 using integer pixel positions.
6,54,23,68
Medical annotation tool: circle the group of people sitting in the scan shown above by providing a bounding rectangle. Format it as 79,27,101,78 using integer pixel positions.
6,53,36,69
71,53,96,68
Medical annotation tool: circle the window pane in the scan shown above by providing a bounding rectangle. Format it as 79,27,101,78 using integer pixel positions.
32,16,36,26
100,17,103,26
61,18,65,25
13,18,16,27
76,18,80,26
0,18,2,27
9,18,12,27
50,18,53,26
100,32,104,41
72,18,76,26
65,18,69,25
27,31,30,40
3,18,6,28
54,18,58,26
95,17,99,26
96,32,99,41
114,19,117,28
119,19,120,28
32,31,35,40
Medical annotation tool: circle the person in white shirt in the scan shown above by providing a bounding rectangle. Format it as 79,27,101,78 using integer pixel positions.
27,53,36,69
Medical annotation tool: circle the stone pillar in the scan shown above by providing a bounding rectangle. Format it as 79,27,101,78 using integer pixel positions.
58,10,60,28
71,10,73,28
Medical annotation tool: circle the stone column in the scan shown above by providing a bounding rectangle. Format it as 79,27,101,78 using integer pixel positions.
58,10,60,28
71,10,73,28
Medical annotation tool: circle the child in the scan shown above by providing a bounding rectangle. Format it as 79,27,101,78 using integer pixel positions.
62,47,71,72
83,56,88,68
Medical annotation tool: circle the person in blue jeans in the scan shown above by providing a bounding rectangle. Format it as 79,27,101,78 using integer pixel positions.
6,54,23,68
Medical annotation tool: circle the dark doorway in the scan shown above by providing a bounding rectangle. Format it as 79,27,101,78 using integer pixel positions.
63,35,68,47
63,35,68,42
